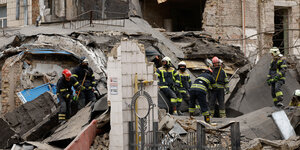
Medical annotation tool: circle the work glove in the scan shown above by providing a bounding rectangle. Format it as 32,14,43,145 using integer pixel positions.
274,73,281,81
267,78,273,86
72,94,78,101
77,85,85,91
65,94,70,99
225,87,229,94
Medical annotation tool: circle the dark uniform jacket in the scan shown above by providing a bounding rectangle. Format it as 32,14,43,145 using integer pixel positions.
190,73,215,93
178,71,191,91
155,66,180,88
56,76,80,99
72,65,96,89
212,67,229,88
268,58,287,82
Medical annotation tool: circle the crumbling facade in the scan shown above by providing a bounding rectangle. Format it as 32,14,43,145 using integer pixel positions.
140,0,300,63
202,0,300,63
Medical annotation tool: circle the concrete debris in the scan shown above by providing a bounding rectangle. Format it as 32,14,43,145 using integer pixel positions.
169,123,187,137
159,114,177,131
272,110,296,140
5,92,57,136
227,55,300,115
166,31,248,67
90,133,109,150
0,118,17,149
0,92,57,149
21,108,59,141
176,118,197,132
43,104,91,147
236,107,281,140
288,107,300,135
11,141,61,150
241,136,300,150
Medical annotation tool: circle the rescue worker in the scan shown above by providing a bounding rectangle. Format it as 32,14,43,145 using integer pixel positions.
189,68,215,123
156,56,181,115
209,56,229,118
267,47,287,107
72,57,97,109
289,89,300,107
56,69,82,122
177,61,191,112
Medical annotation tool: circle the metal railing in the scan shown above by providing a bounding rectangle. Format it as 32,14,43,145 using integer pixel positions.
129,121,241,150
62,10,127,29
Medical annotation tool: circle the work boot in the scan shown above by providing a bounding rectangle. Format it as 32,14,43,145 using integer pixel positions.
204,115,211,124
176,110,183,116
276,102,284,108
189,112,195,117
274,101,284,108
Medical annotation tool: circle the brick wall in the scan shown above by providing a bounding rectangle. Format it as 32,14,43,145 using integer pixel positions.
202,0,300,62
1,55,23,115
108,40,158,149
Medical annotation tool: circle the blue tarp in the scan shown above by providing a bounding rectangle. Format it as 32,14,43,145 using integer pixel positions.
17,83,57,103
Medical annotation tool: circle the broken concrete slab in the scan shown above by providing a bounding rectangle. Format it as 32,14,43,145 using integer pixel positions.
169,123,187,137
21,108,59,141
229,55,300,114
43,105,91,147
159,114,176,131
225,75,240,104
0,118,17,149
241,136,300,150
236,107,281,140
272,110,296,140
12,141,61,150
4,92,57,136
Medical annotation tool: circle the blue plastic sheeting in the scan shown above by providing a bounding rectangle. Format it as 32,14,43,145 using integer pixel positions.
18,48,75,56
17,83,57,104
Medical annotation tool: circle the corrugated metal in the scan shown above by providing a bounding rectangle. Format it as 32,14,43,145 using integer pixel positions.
17,83,56,103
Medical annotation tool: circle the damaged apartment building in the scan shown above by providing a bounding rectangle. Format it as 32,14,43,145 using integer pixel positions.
2,0,299,63
141,0,300,63
0,0,129,28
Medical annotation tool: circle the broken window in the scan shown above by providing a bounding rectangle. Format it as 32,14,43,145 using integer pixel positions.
273,7,290,55
0,5,7,28
141,0,206,31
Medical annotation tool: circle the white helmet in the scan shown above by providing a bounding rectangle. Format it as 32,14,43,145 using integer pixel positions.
269,47,281,57
162,56,171,62
294,89,300,97
178,61,186,66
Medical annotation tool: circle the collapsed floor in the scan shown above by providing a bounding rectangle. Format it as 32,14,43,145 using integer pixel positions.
0,17,299,149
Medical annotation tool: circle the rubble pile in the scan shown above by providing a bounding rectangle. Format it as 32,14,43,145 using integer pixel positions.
90,133,109,150
241,136,300,150
165,31,248,67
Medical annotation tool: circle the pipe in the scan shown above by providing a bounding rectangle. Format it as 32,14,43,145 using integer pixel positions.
23,0,28,25
16,0,20,20
242,0,246,56
257,0,262,61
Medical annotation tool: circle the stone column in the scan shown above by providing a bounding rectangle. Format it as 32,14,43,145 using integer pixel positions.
108,39,158,150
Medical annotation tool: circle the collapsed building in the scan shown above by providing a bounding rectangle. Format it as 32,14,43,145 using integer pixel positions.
0,0,299,149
